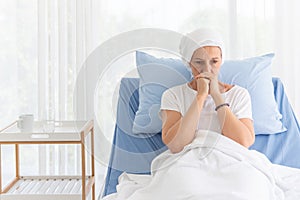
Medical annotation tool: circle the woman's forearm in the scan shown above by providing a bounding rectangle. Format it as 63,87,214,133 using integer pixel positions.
213,94,254,147
164,95,206,153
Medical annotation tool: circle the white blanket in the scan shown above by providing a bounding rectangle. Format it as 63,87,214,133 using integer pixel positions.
102,130,300,200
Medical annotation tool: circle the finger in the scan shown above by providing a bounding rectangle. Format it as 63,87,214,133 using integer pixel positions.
195,72,212,78
196,78,210,85
196,72,218,81
201,72,215,78
195,76,210,82
195,74,211,80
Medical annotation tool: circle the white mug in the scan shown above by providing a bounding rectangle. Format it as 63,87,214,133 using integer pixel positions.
17,114,34,132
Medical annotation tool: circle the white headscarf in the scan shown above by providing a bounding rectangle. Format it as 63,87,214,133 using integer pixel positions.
179,28,225,64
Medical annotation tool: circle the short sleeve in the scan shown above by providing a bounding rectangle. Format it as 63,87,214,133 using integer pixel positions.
160,89,181,115
231,88,253,120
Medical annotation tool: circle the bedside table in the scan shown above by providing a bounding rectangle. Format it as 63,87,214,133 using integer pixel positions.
0,120,95,200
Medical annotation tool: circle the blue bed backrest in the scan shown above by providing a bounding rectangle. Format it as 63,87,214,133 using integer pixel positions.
250,78,300,165
103,77,300,197
103,78,167,196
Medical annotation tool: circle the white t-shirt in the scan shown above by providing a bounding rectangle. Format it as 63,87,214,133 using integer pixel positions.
160,83,253,133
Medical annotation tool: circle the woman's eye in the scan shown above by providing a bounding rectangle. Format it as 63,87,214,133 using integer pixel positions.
195,61,204,65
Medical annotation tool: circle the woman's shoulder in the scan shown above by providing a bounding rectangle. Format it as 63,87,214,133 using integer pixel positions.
231,85,248,92
164,83,190,93
162,83,193,99
226,84,250,97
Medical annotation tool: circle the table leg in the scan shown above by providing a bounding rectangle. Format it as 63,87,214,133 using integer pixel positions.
91,127,95,200
81,132,86,200
0,144,2,193
15,144,20,178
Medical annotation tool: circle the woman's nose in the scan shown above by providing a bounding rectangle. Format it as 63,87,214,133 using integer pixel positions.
202,63,212,73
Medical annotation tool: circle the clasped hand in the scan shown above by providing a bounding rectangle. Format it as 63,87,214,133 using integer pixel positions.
195,72,220,98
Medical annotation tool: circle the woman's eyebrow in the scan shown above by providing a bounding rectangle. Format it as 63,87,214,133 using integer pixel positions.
193,58,205,60
193,57,220,60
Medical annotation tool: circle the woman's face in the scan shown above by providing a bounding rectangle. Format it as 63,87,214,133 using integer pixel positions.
189,46,222,77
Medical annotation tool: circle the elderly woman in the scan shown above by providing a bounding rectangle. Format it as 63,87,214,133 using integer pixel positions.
160,28,255,153
101,29,289,200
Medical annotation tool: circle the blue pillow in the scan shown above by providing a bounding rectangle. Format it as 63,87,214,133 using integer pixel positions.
132,51,192,134
133,51,286,135
219,53,286,134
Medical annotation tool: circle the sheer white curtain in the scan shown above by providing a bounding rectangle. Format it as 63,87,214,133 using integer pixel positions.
0,0,39,186
36,0,101,175
0,0,101,191
1,0,300,196
93,0,300,118
272,0,300,118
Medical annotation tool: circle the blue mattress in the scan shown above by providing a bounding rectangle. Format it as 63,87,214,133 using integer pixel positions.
103,77,300,197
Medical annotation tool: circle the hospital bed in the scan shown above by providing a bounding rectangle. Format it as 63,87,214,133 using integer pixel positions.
101,77,300,198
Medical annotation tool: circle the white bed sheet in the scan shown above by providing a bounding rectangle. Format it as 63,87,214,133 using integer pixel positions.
101,130,300,200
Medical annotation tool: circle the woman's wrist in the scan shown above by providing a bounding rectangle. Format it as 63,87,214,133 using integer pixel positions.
196,94,207,109
196,93,207,101
212,93,224,106
215,103,230,111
